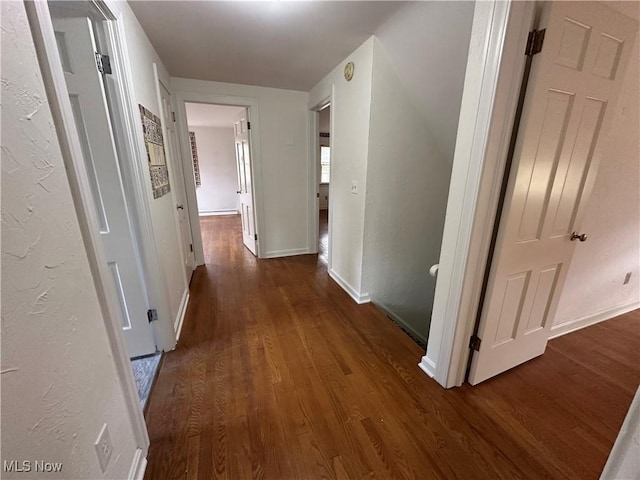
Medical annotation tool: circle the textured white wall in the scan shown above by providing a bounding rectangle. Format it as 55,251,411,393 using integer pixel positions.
362,39,454,341
374,2,474,161
1,2,138,478
309,38,375,298
189,126,238,214
121,2,188,334
554,30,640,327
172,77,310,257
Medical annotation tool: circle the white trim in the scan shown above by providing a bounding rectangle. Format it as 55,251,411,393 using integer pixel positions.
424,0,533,388
263,248,311,259
174,289,190,342
418,357,437,379
329,269,371,305
375,302,427,345
127,448,147,480
309,93,334,266
549,302,640,340
199,209,239,216
307,109,320,254
174,91,265,261
24,0,150,458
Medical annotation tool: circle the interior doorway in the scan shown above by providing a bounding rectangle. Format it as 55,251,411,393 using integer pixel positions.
183,102,258,256
318,104,331,265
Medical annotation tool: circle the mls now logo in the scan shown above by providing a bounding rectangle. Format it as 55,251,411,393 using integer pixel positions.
4,460,63,473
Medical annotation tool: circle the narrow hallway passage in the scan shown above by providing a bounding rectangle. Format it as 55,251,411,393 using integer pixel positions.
143,215,639,479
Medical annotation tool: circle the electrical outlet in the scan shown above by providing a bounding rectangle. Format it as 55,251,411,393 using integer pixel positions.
624,272,632,285
351,181,358,194
94,424,113,473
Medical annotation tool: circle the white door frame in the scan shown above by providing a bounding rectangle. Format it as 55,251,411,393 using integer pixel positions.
24,0,180,473
308,95,333,263
421,0,535,388
173,91,265,261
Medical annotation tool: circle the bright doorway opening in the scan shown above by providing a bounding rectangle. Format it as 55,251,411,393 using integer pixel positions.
184,102,258,256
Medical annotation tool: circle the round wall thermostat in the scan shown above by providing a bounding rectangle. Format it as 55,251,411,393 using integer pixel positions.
344,62,355,81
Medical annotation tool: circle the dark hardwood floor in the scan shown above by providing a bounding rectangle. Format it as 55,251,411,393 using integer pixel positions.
319,209,328,266
144,214,640,479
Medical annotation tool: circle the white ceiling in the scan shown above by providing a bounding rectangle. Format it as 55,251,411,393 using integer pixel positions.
185,103,245,128
128,1,407,91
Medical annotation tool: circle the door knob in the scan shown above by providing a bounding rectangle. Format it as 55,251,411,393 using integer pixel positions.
176,204,184,210
570,231,587,242
237,190,242,194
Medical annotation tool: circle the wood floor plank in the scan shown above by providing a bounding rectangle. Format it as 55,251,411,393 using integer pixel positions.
144,214,640,479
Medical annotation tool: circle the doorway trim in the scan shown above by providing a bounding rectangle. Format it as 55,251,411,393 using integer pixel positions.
173,91,265,261
25,0,154,474
308,95,333,264
421,0,534,388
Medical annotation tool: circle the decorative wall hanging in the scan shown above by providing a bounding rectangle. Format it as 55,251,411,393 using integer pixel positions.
139,104,170,199
344,61,355,81
189,131,201,187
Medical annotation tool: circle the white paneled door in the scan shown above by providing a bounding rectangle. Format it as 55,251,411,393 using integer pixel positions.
234,109,257,255
52,16,156,357
469,2,637,385
158,82,196,282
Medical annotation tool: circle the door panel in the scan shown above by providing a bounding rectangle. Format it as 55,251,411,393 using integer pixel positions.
158,83,196,281
52,15,156,357
234,109,257,255
469,2,637,385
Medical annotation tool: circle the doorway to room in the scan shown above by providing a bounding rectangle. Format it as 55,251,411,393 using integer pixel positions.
183,102,258,256
318,104,331,265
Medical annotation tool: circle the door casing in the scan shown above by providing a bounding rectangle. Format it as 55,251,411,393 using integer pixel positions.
173,92,265,261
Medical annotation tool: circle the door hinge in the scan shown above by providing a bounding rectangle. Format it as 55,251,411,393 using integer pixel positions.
171,111,176,122
189,243,193,252
247,121,251,130
525,29,546,57
95,53,112,75
147,309,158,323
469,335,482,351
254,233,258,241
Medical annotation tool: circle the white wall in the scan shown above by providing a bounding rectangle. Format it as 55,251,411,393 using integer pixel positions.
309,38,375,300
374,1,475,161
361,39,454,342
1,2,138,478
553,30,640,331
189,126,238,214
121,2,187,338
172,77,310,257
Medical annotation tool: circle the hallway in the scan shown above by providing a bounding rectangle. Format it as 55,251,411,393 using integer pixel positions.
144,215,639,479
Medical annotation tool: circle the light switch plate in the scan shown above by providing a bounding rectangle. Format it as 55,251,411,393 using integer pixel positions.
95,424,113,473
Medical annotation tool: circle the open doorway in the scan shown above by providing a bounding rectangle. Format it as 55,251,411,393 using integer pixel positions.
183,102,258,257
318,105,331,265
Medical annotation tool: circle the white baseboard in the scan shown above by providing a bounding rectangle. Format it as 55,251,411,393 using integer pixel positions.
418,356,436,378
328,268,371,304
174,288,190,342
374,301,428,344
128,448,147,480
549,300,640,339
263,247,311,259
199,209,238,216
